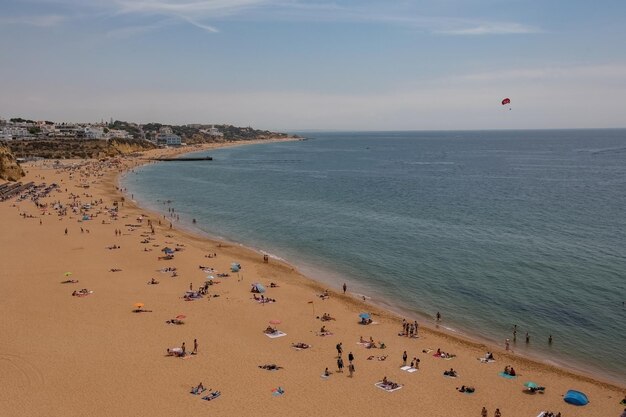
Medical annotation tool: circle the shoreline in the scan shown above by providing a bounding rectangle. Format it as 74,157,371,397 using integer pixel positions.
120,141,625,390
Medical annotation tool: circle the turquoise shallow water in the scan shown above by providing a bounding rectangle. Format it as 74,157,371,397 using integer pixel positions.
123,130,626,383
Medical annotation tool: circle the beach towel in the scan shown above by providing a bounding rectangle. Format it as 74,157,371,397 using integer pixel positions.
374,382,404,392
317,332,333,337
443,374,458,378
479,358,495,363
400,366,418,373
498,372,516,379
201,391,221,401
271,387,285,397
536,412,547,417
265,331,287,339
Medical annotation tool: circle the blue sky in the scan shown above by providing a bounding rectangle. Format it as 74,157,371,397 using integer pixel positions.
1,0,625,130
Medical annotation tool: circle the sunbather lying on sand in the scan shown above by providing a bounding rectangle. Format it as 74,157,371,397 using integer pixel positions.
264,326,277,334
147,278,159,285
259,364,283,371
367,355,388,361
291,342,310,350
379,377,401,390
109,268,121,272
61,279,79,284
320,313,335,321
166,318,184,325
457,385,475,393
72,289,92,297
443,368,458,377
202,391,221,401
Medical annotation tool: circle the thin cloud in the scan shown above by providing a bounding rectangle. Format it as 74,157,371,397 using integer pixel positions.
0,14,67,27
436,22,542,36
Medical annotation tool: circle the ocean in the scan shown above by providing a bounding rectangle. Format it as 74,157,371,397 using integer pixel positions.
122,130,626,383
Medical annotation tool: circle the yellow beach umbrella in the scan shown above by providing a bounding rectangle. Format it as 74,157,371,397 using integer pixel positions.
64,272,72,276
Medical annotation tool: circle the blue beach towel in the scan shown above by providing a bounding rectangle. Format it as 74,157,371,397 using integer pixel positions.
499,372,517,379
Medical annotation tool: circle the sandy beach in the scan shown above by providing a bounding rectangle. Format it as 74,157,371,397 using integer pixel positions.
1,141,624,417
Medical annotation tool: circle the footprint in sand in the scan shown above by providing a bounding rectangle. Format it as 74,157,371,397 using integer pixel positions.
0,353,45,390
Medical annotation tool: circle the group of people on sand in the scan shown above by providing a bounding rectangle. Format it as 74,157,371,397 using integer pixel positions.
359,336,385,349
481,407,502,417
434,348,456,359
399,319,419,338
253,294,277,303
167,339,198,357
402,351,420,369
379,376,401,390
456,385,475,393
71,289,91,297
320,312,335,321
443,368,458,377
503,365,516,376
291,342,310,349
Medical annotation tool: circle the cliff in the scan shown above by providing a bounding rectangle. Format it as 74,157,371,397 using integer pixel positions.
7,139,157,160
0,143,25,181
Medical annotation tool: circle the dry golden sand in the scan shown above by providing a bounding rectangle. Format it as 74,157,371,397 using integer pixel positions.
0,142,624,417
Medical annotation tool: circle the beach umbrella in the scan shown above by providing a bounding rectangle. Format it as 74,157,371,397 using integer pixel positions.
134,302,144,309
359,313,371,320
176,314,186,320
252,283,266,293
205,275,214,280
269,320,281,325
524,381,538,389
162,247,173,253
64,272,72,276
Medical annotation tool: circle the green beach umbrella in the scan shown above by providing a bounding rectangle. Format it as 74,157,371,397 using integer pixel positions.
524,381,538,389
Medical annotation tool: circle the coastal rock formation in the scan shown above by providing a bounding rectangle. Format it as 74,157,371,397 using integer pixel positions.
6,139,157,160
0,143,25,181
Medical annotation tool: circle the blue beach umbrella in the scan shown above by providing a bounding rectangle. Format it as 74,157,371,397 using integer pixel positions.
252,283,266,293
524,382,538,389
359,313,371,320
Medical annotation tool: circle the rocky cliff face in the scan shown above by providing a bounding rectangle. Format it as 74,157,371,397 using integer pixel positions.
0,143,25,181
7,139,157,160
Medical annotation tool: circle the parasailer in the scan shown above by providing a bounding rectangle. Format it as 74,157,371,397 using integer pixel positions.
501,97,511,110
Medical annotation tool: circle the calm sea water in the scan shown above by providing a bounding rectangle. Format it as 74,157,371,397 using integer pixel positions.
123,130,626,383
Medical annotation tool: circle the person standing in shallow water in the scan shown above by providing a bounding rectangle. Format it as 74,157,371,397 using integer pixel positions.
343,283,347,294
436,312,441,321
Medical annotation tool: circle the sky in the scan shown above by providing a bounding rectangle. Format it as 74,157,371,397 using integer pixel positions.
1,0,626,131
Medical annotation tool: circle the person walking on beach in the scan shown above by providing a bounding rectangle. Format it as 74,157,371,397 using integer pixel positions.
402,351,408,366
64,228,68,235
337,357,344,373
348,352,354,364
348,363,355,378
343,283,347,294
336,342,343,357
494,408,501,417
181,342,186,356
193,339,198,355
505,339,510,351
481,407,488,417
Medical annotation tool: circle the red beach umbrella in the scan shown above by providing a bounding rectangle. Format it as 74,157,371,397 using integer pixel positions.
176,314,186,320
269,319,281,325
